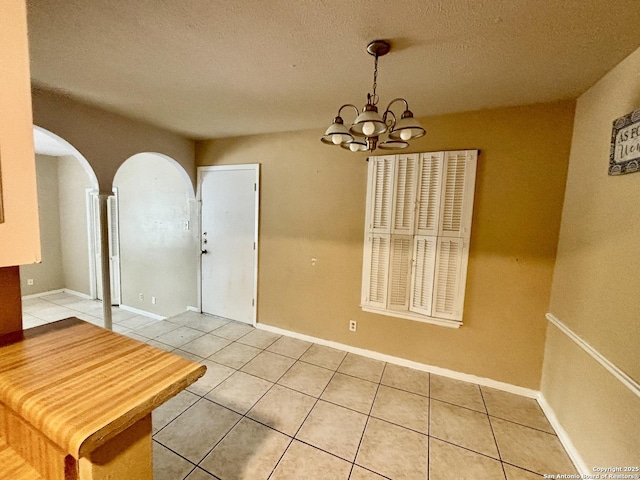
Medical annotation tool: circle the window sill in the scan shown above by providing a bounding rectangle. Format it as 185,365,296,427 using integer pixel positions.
361,305,462,329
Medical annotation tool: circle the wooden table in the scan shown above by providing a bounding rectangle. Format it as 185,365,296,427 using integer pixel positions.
0,318,206,479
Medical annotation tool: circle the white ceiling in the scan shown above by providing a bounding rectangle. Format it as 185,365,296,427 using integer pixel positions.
26,0,640,140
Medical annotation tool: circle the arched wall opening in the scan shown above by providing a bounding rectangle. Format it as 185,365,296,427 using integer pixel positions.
33,126,99,187
113,152,198,318
20,126,101,320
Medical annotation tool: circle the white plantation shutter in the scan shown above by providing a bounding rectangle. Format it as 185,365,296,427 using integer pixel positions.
387,235,413,310
409,235,437,316
90,193,103,300
107,194,121,305
368,156,394,233
92,194,101,257
391,154,418,234
439,150,477,238
416,152,443,236
362,150,477,326
432,237,465,320
362,234,390,308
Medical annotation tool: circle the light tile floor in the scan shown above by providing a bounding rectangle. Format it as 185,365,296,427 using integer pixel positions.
22,292,578,480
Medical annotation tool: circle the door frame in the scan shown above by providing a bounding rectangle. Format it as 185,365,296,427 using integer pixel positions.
196,164,260,325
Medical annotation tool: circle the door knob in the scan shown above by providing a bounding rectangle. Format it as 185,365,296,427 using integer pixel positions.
201,249,208,255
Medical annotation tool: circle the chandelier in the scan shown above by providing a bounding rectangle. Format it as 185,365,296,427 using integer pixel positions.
321,40,425,152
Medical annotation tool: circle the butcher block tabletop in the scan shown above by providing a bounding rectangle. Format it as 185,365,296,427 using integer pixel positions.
0,318,206,458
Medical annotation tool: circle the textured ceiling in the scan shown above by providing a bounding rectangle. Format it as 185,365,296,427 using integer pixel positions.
27,0,640,140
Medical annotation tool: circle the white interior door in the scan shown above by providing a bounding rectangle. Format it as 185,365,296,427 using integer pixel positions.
199,165,259,324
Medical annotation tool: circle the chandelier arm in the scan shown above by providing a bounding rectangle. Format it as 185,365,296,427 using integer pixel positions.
383,98,409,115
337,104,360,120
382,109,397,130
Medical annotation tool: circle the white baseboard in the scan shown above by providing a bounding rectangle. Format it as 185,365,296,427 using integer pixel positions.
119,304,166,321
537,393,588,474
22,288,93,300
256,322,539,399
187,306,200,312
63,288,92,300
21,289,64,300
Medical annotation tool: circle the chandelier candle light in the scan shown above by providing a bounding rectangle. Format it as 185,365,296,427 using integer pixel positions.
321,40,425,152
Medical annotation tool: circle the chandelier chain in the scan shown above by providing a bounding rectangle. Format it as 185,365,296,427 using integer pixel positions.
371,54,379,106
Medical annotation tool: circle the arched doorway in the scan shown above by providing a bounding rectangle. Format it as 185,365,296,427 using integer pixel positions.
113,152,198,319
20,126,101,327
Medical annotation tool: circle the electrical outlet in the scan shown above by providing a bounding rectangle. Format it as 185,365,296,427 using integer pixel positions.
138,293,144,301
151,296,156,305
349,320,357,332
27,278,34,285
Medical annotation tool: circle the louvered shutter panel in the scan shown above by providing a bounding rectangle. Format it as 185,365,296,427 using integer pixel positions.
107,195,121,305
432,237,466,320
368,156,394,234
90,193,104,300
391,154,418,234
362,150,477,324
416,152,443,236
409,235,437,316
439,150,477,238
92,194,101,257
387,235,413,311
361,234,390,308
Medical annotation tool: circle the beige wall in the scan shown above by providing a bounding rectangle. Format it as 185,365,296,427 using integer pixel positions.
19,155,94,296
114,153,198,317
31,89,195,193
197,100,575,389
30,87,197,312
543,46,640,467
20,155,64,294
0,0,40,268
58,155,93,295
542,325,639,468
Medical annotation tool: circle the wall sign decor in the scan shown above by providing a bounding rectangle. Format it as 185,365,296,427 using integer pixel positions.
610,108,640,175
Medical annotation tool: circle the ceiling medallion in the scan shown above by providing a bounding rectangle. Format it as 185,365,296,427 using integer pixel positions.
321,40,425,152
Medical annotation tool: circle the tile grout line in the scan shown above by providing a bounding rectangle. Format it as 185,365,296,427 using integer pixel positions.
480,386,508,480
427,392,558,435
265,340,330,480
349,360,387,477
427,371,431,480
187,333,316,480
501,460,550,477
428,436,505,464
152,438,199,476
183,331,295,477
152,325,270,464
